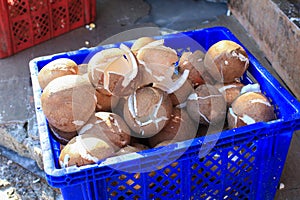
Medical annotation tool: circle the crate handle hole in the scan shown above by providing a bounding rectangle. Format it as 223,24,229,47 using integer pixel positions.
65,177,71,183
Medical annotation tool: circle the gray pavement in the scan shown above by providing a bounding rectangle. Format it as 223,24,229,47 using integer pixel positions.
0,0,299,199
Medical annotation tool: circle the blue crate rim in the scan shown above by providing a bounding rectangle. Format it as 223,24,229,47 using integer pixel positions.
29,26,300,179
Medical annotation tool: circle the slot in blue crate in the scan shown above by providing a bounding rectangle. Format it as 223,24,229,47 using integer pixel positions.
30,27,300,200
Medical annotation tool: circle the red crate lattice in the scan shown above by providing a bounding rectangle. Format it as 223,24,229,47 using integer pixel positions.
12,19,30,47
8,0,28,18
52,6,67,31
28,0,48,12
32,13,50,40
69,0,83,25
1,0,96,58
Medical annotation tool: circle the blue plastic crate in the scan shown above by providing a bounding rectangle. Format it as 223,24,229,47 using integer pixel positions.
29,27,300,200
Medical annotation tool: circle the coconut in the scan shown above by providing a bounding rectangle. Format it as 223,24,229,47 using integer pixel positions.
49,123,78,145
123,86,172,138
95,88,119,112
59,132,115,167
186,84,226,125
148,108,197,148
204,40,249,83
136,39,178,87
215,81,245,107
165,71,193,106
227,92,276,128
41,75,96,132
131,37,155,55
178,50,215,87
88,44,140,96
79,112,131,149
38,58,78,89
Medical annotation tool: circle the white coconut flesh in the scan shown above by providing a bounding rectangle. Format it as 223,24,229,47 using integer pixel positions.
187,93,198,101
128,93,168,135
141,61,175,83
78,123,94,135
228,107,238,126
176,101,187,109
188,93,223,100
197,94,223,100
88,48,124,81
101,44,138,91
230,49,249,76
109,116,123,133
218,84,239,93
61,154,70,168
249,99,271,107
197,109,210,124
239,114,256,125
95,112,112,121
231,50,249,64
137,39,178,86
95,112,123,133
153,69,190,94
187,92,221,124
240,83,261,94
228,107,256,126
137,39,165,54
72,120,86,126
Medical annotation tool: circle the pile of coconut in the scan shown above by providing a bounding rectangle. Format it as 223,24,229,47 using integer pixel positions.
38,37,276,168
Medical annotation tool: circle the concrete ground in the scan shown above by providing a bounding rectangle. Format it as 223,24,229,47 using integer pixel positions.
0,0,299,199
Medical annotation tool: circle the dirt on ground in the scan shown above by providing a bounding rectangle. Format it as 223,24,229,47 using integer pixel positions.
0,154,61,200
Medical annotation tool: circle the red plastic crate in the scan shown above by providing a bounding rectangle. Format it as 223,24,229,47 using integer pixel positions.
0,0,96,58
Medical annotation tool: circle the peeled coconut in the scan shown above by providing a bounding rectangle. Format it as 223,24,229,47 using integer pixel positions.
136,39,194,101
204,40,249,83
136,39,178,68
59,132,115,167
123,86,172,138
136,39,178,87
79,112,131,149
178,51,215,87
88,44,140,96
167,71,194,106
186,84,226,125
215,81,245,107
148,108,197,148
41,75,96,133
131,37,155,55
227,92,276,128
38,58,78,89
95,88,119,112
